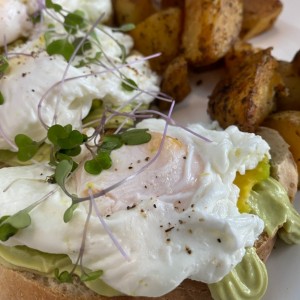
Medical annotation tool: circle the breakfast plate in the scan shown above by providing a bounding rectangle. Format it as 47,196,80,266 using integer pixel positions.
173,0,300,298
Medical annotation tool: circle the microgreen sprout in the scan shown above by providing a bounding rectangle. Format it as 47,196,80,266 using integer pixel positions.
14,134,41,162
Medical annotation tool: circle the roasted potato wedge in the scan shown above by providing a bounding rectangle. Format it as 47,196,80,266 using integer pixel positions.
158,56,191,109
113,0,156,25
182,0,243,67
208,48,281,132
241,0,283,40
130,7,182,73
276,60,300,111
263,111,300,186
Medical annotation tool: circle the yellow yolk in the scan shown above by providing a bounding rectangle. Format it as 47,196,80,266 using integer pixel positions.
234,157,270,213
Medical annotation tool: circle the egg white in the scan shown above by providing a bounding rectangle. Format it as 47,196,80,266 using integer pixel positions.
0,119,269,297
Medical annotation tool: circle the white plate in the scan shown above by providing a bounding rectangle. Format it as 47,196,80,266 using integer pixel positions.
173,0,300,299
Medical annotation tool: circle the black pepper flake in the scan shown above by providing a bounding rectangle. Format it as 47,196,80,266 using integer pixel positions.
183,156,187,159
106,215,111,218
165,226,174,233
22,73,27,77
140,209,145,213
144,185,147,189
179,219,185,224
188,229,193,234
185,246,192,255
128,166,133,169
196,79,203,86
166,238,171,242
137,160,141,163
160,225,163,228
191,204,194,208
127,204,136,210
31,89,35,92
145,157,150,161
153,204,157,208
217,238,222,243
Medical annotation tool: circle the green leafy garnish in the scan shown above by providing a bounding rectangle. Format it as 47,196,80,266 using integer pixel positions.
45,0,62,12
64,11,86,34
80,270,103,282
0,211,31,242
47,124,86,167
0,91,4,105
121,129,151,145
101,135,123,152
46,39,75,61
55,160,73,192
72,38,92,55
15,134,39,162
63,202,79,223
54,268,73,283
121,78,138,92
84,151,112,175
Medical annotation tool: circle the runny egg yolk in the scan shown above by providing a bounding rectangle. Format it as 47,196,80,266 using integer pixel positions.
234,157,270,213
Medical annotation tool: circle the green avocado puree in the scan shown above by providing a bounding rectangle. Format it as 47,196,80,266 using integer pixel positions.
0,178,299,299
0,245,121,297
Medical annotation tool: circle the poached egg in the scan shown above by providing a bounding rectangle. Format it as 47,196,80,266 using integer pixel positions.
0,119,269,297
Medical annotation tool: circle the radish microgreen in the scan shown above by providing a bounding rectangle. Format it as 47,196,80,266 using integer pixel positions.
63,202,79,223
45,0,62,12
46,39,75,62
64,11,86,34
15,134,40,162
121,77,138,92
54,268,73,283
0,210,31,242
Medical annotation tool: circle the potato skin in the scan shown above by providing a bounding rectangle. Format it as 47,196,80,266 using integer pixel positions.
263,111,300,187
130,7,182,73
241,0,283,40
181,0,243,67
208,48,280,132
159,56,191,109
276,60,300,111
113,0,156,25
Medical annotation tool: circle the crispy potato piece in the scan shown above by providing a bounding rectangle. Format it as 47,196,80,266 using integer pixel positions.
182,0,243,67
241,0,283,40
113,0,156,25
224,41,261,72
257,127,298,200
276,60,300,111
208,48,281,132
130,7,182,73
263,111,300,187
158,56,191,109
292,49,300,75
